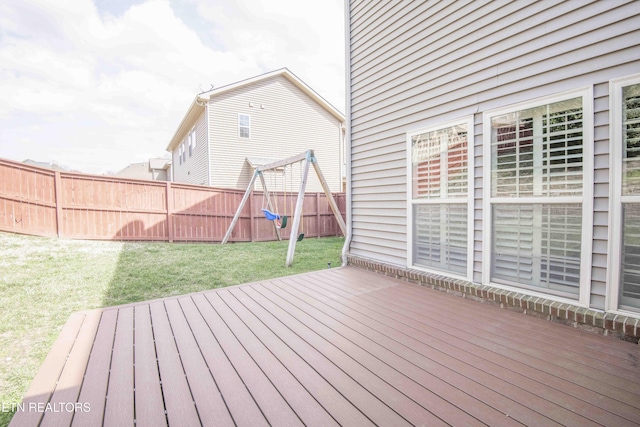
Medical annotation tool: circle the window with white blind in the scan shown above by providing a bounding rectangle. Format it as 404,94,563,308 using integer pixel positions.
484,90,592,300
408,118,473,278
239,114,250,138
610,75,640,313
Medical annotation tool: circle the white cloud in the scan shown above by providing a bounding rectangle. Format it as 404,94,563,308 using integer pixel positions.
0,0,345,174
195,0,345,107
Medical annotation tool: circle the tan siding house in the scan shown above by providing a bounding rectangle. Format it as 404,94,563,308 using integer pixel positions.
345,0,640,334
167,69,345,193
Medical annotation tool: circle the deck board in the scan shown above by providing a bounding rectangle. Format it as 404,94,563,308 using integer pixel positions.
103,306,134,427
71,310,117,427
132,305,167,427
164,299,234,427
209,290,346,427
270,276,552,426
351,276,640,401
10,267,640,427
148,301,201,427
239,285,450,427
39,310,101,427
300,274,621,426
177,297,268,427
190,293,301,426
249,283,496,426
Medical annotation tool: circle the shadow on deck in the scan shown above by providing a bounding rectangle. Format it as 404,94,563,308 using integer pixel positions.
10,267,640,426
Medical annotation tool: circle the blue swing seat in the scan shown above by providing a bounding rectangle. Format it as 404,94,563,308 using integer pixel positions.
261,209,281,221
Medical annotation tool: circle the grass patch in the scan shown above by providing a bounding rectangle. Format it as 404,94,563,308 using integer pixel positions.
0,231,344,426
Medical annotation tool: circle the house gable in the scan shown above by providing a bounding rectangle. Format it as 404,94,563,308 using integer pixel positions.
207,73,343,192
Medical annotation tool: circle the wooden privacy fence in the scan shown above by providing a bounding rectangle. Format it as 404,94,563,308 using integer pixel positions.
0,158,346,243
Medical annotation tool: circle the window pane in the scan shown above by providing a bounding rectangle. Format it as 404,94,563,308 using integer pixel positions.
491,97,583,197
239,114,250,138
621,203,640,310
623,83,640,195
412,124,467,199
413,204,467,274
492,204,581,296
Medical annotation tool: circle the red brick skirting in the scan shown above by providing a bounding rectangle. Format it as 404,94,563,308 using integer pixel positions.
347,255,640,343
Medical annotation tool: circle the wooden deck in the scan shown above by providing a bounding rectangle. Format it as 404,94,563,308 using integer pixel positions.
10,267,640,426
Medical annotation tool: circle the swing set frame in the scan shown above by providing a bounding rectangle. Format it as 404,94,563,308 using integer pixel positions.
222,150,346,267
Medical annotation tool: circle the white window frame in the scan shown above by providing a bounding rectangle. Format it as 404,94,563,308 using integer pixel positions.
482,88,594,306
608,73,640,315
238,114,250,138
406,116,474,280
188,127,196,156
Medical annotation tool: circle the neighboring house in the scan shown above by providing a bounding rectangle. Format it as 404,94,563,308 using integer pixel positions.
166,68,345,193
344,1,640,326
23,159,67,171
148,158,171,181
115,158,171,181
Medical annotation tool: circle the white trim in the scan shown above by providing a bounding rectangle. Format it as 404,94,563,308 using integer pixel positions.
480,280,590,308
490,197,583,204
406,116,474,280
482,87,594,305
608,73,640,312
206,102,211,185
412,198,470,204
341,0,352,266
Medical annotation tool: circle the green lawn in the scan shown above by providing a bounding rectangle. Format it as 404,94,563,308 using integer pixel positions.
0,231,344,426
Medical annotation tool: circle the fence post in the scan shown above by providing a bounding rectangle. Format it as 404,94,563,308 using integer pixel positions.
249,190,254,242
316,192,321,238
166,182,174,242
54,171,64,237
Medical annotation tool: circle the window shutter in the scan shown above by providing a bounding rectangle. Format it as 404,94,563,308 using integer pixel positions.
492,205,534,283
623,85,640,195
539,204,582,290
542,105,583,196
622,204,640,303
414,204,467,274
412,125,467,199
491,98,583,198
492,204,581,292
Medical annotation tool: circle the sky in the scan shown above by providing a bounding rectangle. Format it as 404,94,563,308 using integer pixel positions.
0,0,345,174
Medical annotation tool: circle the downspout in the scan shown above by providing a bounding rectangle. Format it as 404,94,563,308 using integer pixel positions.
341,0,352,267
203,98,212,185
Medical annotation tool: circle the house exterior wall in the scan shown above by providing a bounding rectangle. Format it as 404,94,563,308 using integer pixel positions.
171,110,209,186
347,0,640,314
207,74,343,193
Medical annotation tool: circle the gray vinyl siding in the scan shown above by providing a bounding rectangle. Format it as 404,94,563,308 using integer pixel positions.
348,0,640,305
207,75,342,193
171,111,209,186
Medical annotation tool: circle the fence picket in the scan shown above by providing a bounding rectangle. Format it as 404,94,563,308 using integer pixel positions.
0,158,345,242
